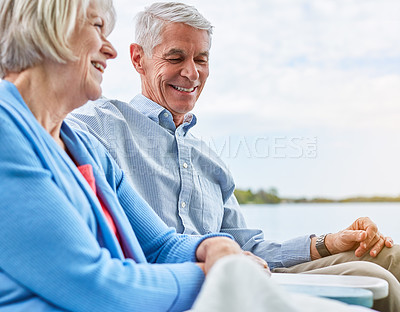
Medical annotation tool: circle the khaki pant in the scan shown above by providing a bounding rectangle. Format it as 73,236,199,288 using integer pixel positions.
273,245,400,312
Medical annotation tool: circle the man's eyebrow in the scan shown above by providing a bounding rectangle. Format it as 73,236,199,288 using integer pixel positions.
198,51,209,58
163,49,210,58
163,49,185,57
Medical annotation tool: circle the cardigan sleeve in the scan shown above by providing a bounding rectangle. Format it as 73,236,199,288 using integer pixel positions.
0,108,206,312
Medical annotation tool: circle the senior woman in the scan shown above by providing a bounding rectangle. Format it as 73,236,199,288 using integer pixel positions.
0,0,249,311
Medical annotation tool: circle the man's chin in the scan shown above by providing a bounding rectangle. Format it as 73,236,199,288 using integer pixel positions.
171,102,196,115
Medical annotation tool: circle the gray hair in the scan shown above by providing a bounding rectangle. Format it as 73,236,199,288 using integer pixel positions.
0,0,116,79
135,2,213,56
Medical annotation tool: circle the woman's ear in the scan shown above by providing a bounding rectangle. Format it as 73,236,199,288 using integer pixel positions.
130,43,146,74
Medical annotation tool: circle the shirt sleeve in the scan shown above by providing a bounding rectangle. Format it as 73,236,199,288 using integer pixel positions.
219,194,312,270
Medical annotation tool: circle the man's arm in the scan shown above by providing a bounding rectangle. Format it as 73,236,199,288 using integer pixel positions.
221,195,394,267
219,194,313,270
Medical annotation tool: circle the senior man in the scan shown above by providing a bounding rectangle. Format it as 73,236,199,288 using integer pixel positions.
67,2,400,311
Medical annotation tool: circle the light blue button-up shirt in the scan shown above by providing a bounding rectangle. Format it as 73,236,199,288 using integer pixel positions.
67,94,312,269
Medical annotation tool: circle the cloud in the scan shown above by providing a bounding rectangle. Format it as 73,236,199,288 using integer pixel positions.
188,0,400,134
102,0,400,197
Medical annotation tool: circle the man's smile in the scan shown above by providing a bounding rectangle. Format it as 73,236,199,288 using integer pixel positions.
171,85,196,93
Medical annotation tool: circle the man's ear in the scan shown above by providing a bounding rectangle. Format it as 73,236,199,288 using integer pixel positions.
130,43,146,74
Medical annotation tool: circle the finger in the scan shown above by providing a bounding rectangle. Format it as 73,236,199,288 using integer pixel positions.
360,222,378,246
355,232,380,257
354,236,376,257
354,243,371,257
369,236,386,257
385,237,394,248
356,233,385,257
242,251,270,271
352,217,377,240
354,246,368,258
360,232,380,250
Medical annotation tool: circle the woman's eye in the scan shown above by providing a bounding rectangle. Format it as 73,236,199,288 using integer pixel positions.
92,17,104,30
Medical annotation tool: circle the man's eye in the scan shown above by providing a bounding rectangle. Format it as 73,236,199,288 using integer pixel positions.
167,58,182,63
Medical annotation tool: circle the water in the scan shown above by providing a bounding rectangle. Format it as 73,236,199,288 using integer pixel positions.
241,202,400,243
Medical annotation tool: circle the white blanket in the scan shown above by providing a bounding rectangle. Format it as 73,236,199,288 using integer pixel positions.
190,255,374,312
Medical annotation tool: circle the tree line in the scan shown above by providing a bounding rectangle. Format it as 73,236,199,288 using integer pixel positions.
234,188,400,205
234,188,281,204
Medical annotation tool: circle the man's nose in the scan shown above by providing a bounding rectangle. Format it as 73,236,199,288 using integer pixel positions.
181,60,199,81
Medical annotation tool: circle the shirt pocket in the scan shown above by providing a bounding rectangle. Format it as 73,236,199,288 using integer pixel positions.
197,176,224,233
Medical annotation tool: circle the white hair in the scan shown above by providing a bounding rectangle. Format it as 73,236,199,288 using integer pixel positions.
135,2,213,56
0,0,116,78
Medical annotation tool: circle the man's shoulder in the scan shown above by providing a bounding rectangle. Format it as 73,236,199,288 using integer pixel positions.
72,97,139,119
66,96,161,142
68,96,151,129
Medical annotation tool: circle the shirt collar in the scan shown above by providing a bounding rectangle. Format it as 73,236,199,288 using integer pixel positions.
129,94,197,134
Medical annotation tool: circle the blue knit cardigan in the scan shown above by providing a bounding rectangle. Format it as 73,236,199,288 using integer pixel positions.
0,80,225,311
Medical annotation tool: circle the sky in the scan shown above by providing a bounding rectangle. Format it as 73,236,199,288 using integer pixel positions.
102,0,400,199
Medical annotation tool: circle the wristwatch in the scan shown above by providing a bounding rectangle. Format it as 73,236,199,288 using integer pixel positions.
315,234,332,257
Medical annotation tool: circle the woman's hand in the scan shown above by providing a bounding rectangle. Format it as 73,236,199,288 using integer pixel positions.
196,237,270,275
196,237,242,275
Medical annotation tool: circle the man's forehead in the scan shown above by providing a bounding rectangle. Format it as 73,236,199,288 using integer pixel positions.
156,23,210,52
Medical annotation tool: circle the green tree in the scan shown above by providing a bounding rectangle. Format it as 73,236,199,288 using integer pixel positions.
234,189,254,204
254,188,281,204
234,187,281,204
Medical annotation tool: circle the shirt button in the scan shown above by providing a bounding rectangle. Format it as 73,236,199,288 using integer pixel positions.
163,112,169,118
181,202,186,208
183,162,188,169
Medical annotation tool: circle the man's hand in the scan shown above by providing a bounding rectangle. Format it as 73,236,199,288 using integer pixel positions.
324,217,394,258
242,251,271,275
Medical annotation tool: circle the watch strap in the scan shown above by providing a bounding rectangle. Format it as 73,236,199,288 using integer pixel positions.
315,234,332,258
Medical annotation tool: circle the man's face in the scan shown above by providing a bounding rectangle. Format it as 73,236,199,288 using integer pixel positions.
140,22,210,125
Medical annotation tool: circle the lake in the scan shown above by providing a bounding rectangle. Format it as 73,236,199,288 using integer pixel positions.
241,202,400,243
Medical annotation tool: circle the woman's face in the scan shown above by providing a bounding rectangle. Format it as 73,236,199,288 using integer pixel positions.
59,2,117,104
